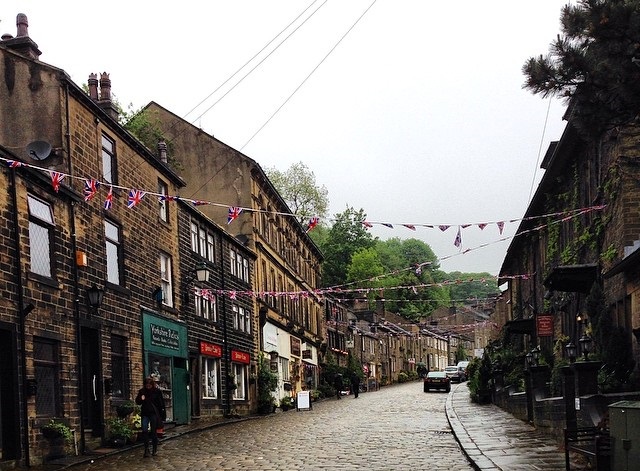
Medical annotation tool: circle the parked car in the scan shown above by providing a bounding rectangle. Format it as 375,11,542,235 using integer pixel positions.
444,365,463,383
423,371,451,392
456,361,470,381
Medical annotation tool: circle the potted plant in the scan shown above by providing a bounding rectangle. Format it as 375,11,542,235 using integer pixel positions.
280,395,294,411
41,420,73,460
105,417,135,447
257,353,278,414
41,420,73,442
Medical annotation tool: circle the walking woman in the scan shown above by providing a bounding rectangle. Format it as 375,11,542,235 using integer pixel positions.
135,377,166,457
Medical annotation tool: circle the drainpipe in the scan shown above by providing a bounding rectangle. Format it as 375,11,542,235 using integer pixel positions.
219,240,230,417
10,167,30,467
64,82,86,453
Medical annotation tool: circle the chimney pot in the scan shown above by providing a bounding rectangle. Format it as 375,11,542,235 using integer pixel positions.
16,13,29,37
88,73,99,100
157,141,168,163
99,72,111,101
1,34,14,41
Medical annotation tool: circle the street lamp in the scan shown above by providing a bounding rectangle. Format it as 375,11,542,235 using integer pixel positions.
578,334,592,361
565,342,576,363
193,261,210,283
531,346,541,367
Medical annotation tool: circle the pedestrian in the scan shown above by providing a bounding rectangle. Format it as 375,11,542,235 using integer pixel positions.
334,373,343,400
351,373,361,398
135,376,166,458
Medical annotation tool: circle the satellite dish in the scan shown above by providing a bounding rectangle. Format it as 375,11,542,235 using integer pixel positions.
26,140,52,160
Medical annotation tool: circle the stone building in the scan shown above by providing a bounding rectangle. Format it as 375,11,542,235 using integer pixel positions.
142,102,324,405
0,15,187,466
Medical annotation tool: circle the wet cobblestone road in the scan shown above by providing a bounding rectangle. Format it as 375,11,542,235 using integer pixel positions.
73,382,474,470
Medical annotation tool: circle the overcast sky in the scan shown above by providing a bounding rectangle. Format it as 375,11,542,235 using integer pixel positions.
2,1,573,276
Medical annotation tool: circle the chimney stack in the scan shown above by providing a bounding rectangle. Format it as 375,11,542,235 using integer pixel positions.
88,74,99,100
1,14,42,59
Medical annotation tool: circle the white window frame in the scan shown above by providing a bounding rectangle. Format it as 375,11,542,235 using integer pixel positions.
27,194,54,278
158,179,168,222
101,133,116,184
105,220,121,285
231,363,246,400
195,289,217,322
160,253,173,307
202,357,219,399
232,305,250,334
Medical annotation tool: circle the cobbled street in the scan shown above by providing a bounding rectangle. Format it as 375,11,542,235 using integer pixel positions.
73,382,474,470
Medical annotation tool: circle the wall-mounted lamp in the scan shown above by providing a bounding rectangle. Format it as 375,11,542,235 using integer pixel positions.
86,284,104,313
190,261,210,283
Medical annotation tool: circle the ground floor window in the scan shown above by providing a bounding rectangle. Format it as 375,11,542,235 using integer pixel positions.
34,337,60,417
231,363,247,400
202,357,219,399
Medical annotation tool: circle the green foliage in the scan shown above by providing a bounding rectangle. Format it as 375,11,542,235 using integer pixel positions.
522,0,640,136
120,108,181,168
279,396,294,410
105,417,135,440
550,358,570,396
265,161,329,223
601,244,617,263
397,371,409,383
257,354,278,414
320,207,376,287
41,420,73,443
468,354,492,403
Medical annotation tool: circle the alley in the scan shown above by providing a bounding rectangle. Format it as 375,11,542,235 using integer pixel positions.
71,382,473,470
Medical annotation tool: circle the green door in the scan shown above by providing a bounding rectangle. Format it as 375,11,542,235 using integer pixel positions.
172,357,190,425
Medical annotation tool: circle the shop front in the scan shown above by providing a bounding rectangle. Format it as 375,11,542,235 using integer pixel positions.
141,311,190,425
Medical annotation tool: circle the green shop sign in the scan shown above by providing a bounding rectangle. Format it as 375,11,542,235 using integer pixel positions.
142,311,187,357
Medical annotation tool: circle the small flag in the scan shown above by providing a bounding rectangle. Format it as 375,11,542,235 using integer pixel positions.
228,206,242,224
83,179,100,201
127,189,145,209
381,223,394,229
306,217,319,232
497,221,505,234
454,226,462,248
6,160,26,168
104,186,113,210
229,291,237,300
50,171,65,192
159,195,179,202
402,224,416,231
362,221,373,229
477,223,487,230
191,199,208,206
438,225,450,232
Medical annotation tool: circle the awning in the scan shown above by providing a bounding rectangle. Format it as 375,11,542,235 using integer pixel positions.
505,317,535,336
543,264,598,293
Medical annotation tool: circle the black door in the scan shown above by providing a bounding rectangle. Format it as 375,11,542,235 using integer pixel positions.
0,329,18,460
80,327,102,435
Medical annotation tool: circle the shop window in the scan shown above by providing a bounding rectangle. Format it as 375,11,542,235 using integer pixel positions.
231,363,246,400
34,337,60,417
202,358,219,399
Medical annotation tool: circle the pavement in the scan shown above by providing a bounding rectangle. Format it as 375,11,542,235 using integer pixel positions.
30,382,587,471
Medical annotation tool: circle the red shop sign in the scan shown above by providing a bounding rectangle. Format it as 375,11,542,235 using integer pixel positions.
200,341,222,357
231,350,250,364
537,315,554,337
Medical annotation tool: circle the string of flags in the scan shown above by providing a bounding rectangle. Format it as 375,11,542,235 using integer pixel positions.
1,157,608,247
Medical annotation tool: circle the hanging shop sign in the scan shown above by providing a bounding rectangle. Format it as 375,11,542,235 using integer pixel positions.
537,315,554,337
290,337,301,356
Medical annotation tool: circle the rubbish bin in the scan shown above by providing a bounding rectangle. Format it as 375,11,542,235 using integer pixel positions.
609,400,640,471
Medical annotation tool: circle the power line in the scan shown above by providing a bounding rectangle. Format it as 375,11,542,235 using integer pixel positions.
240,0,378,151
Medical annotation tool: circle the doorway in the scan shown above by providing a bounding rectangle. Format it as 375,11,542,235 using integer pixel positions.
80,327,102,436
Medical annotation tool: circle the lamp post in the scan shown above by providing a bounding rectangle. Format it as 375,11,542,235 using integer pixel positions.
86,284,104,314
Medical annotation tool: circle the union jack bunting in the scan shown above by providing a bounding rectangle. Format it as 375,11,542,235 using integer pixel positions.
454,226,462,248
6,160,27,168
50,171,65,192
104,186,113,210
381,223,393,229
362,221,373,228
402,224,416,231
127,189,145,209
306,217,319,232
497,221,505,234
159,195,179,202
83,179,100,201
227,206,242,224
191,200,208,206
438,225,450,232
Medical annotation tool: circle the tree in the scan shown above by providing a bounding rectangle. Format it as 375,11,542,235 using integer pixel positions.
522,0,640,135
445,271,501,303
320,207,375,287
265,162,329,224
